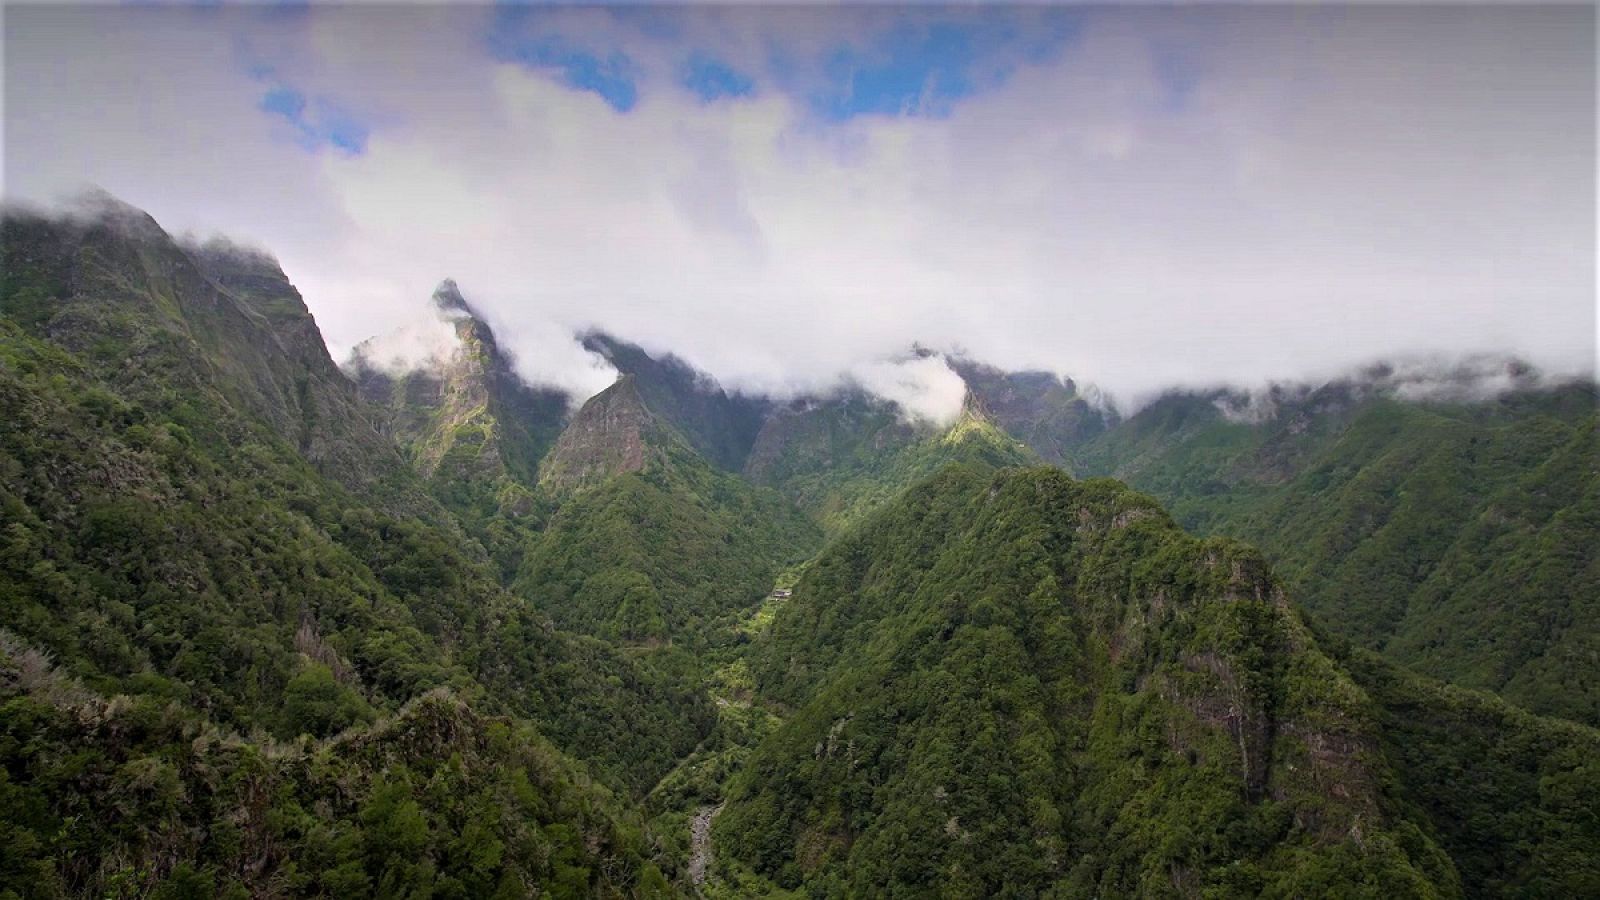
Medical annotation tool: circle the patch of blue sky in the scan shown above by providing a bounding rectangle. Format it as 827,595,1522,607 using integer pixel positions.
258,85,369,154
485,8,639,112
1152,45,1201,113
682,53,755,102
793,11,1080,122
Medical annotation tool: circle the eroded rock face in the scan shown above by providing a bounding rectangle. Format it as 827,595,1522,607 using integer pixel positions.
580,330,769,472
950,358,1113,467
538,375,660,490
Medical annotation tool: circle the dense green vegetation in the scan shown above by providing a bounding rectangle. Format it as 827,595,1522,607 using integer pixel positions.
1066,384,1600,725
744,391,1035,534
0,637,673,900
725,465,1458,897
0,213,710,789
517,435,820,648
0,203,712,896
719,464,1600,897
1341,647,1600,896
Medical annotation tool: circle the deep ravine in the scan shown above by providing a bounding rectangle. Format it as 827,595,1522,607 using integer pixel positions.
688,802,724,889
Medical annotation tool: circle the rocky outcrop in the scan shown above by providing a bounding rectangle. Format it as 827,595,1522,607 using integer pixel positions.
581,331,769,472
537,375,664,491
950,357,1112,468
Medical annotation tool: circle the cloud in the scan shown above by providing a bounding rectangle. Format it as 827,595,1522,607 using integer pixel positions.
848,355,968,427
4,5,1593,415
348,312,462,376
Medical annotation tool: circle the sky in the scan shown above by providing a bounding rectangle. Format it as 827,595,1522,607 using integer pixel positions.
4,3,1595,418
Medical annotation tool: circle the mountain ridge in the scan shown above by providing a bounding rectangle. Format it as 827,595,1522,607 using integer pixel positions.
4,194,1596,897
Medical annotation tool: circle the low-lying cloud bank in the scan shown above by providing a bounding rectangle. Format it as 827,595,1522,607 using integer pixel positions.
5,5,1594,415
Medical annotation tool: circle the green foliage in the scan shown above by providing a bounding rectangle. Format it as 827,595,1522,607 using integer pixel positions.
0,643,675,899
517,437,821,650
0,209,709,806
745,392,1036,535
1343,649,1600,896
724,465,1454,896
1070,386,1600,725
279,664,376,739
5,199,1597,898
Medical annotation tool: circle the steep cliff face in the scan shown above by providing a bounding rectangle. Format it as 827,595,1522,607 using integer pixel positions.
951,358,1113,467
537,374,663,491
580,331,769,472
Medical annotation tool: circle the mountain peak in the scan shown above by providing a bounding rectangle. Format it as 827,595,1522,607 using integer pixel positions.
573,329,768,471
431,278,475,319
538,374,665,491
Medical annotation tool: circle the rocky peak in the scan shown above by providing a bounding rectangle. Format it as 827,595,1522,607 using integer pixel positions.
949,357,1111,467
538,374,666,491
431,278,475,319
573,330,768,472
348,280,569,490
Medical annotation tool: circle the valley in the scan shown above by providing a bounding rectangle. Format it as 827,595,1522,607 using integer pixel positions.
1,197,1596,897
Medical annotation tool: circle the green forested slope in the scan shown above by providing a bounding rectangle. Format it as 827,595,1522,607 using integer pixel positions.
723,463,1600,897
1340,648,1600,897
518,409,820,649
1064,383,1600,725
0,203,707,895
724,465,1462,897
4,195,1596,898
744,390,1036,535
0,640,674,899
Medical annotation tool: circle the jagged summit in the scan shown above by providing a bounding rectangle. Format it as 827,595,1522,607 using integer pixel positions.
575,329,769,472
537,373,663,491
348,279,569,506
430,277,475,319
1,195,413,498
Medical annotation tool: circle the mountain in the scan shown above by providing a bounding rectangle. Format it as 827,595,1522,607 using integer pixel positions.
719,464,1600,896
2,194,417,506
346,280,570,569
950,357,1114,466
537,374,664,492
1061,374,1600,726
3,193,1597,897
579,331,769,473
522,374,821,648
744,386,1036,534
0,200,708,894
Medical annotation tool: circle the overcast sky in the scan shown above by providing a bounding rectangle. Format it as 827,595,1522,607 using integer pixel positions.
4,4,1595,414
